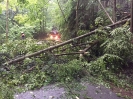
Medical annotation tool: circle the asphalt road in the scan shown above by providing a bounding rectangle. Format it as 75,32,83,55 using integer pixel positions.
14,83,124,99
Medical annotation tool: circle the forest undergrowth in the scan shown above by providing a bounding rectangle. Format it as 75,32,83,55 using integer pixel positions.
0,26,133,99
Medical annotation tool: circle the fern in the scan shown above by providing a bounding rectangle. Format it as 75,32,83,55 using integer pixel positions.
101,27,133,63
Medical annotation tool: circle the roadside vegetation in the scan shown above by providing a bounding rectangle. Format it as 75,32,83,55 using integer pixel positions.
0,0,133,99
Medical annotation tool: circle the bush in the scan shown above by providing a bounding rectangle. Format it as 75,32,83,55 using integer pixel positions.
87,54,122,76
0,39,49,58
101,27,133,64
47,59,86,82
0,82,14,99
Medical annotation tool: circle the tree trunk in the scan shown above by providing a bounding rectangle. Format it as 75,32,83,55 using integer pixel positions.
113,0,116,22
42,8,45,32
6,0,9,42
3,30,97,66
55,40,98,56
76,0,80,33
107,18,130,28
105,0,109,7
131,0,133,33
98,0,114,24
109,0,122,20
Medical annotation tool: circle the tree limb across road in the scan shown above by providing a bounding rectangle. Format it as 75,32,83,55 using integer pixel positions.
3,30,96,66
3,18,130,66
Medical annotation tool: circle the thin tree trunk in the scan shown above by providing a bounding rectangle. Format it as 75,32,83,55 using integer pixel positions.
40,21,42,32
82,41,99,53
113,0,116,22
55,41,98,56
131,0,133,33
110,0,122,18
6,0,9,42
57,0,67,22
105,0,109,7
55,52,82,56
76,0,80,33
42,8,45,32
98,0,114,24
107,18,130,28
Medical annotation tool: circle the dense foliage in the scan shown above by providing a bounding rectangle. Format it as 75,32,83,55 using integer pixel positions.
0,24,133,98
0,0,133,99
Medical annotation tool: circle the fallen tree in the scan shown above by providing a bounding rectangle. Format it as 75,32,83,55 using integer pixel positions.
55,40,99,56
3,30,96,66
3,18,130,66
107,18,130,28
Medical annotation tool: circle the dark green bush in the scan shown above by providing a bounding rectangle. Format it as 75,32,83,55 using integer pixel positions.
47,59,85,82
101,27,133,64
0,82,14,99
87,54,122,76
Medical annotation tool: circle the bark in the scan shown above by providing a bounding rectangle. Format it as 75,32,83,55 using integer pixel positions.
76,0,80,33
131,0,133,33
82,41,99,53
6,0,9,42
107,18,130,28
110,0,122,14
113,0,116,22
71,42,95,47
98,0,114,24
55,40,99,56
55,52,82,56
105,0,109,7
120,14,131,21
42,8,45,32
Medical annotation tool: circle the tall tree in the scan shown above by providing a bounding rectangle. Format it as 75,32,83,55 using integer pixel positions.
131,0,133,33
6,0,9,42
76,0,80,34
113,0,116,22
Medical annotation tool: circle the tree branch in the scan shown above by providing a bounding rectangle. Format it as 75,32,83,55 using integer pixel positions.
3,30,96,66
82,40,99,53
98,0,114,24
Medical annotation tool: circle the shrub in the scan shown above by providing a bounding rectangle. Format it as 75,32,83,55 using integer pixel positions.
47,59,86,82
87,54,122,76
0,82,14,99
101,27,133,64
